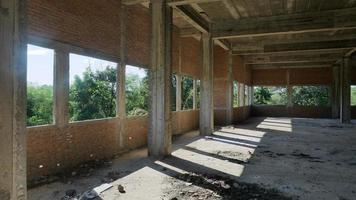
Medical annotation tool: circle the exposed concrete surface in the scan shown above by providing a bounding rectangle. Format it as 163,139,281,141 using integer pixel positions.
28,117,356,200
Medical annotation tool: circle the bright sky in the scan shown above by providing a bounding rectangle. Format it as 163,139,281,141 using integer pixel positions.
27,44,147,85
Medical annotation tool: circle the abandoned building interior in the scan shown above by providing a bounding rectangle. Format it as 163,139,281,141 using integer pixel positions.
1,0,356,199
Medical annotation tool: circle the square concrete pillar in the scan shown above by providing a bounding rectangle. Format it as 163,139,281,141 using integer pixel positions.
148,0,172,157
226,51,233,125
199,33,214,135
331,65,340,119
340,57,351,123
0,0,27,199
54,50,69,127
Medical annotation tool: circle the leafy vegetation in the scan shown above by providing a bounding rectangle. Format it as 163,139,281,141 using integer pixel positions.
125,72,149,117
292,86,329,106
182,76,194,110
233,81,238,107
352,86,356,106
27,84,53,126
254,86,288,105
69,67,117,121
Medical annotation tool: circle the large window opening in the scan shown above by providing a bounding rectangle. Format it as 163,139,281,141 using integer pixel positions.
182,76,194,110
253,86,287,105
233,81,239,107
69,54,117,122
125,65,149,117
27,44,54,126
244,85,249,106
292,86,330,106
352,86,356,106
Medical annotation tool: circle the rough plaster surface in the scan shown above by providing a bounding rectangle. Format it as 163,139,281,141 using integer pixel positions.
29,117,356,200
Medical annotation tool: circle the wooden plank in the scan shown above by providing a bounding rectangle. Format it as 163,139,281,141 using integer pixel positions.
212,8,356,39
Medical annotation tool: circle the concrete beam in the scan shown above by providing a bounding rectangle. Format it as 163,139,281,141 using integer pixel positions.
174,4,209,33
250,61,334,70
148,0,172,157
212,8,356,39
0,0,27,199
54,50,69,127
200,33,214,135
233,40,356,55
244,52,344,64
221,0,240,20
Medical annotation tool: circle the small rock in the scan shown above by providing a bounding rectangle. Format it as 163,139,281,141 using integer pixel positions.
117,185,126,193
71,171,77,176
171,197,178,200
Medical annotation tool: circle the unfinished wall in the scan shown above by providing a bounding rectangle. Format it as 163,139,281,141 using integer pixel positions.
232,56,251,123
27,0,122,58
26,2,201,184
251,67,333,118
213,46,229,125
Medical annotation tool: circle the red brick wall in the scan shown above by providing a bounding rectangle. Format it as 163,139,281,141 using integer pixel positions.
28,0,122,57
289,67,332,85
251,106,332,118
126,5,151,68
252,69,287,85
252,68,332,86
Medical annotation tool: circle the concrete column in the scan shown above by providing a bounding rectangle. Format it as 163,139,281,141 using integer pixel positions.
340,57,351,123
176,75,182,111
331,65,340,119
193,79,197,110
199,33,214,135
117,3,127,150
226,51,233,125
148,0,172,157
239,83,244,107
0,0,27,199
286,69,293,107
54,50,69,127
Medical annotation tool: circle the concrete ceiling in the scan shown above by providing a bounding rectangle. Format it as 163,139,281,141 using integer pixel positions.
123,0,356,69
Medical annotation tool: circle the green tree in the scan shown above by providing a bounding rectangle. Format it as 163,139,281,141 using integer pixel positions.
69,66,117,121
351,86,356,106
125,71,149,116
182,76,194,110
292,86,330,106
27,84,53,126
254,86,272,105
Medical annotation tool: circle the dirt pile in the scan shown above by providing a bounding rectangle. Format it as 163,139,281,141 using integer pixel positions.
167,173,296,200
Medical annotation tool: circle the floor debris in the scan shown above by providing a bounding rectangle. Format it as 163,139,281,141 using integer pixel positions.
166,173,296,200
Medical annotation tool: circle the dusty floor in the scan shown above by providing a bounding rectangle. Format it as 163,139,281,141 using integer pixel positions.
28,117,356,200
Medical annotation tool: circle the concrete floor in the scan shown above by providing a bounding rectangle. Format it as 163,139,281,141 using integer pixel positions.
29,117,356,200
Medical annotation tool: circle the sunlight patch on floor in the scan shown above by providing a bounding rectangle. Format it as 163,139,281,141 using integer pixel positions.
173,147,246,177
